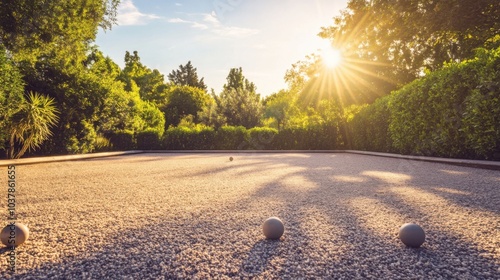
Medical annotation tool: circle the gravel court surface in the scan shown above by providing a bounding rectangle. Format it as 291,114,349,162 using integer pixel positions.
0,152,499,279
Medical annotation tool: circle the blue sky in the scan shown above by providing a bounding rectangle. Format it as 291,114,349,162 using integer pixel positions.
95,0,348,96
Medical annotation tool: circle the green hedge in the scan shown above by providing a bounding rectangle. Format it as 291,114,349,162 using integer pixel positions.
349,46,500,159
214,126,248,149
348,97,392,152
108,131,136,150
156,125,341,150
164,126,216,150
137,130,163,150
247,127,278,149
272,125,340,150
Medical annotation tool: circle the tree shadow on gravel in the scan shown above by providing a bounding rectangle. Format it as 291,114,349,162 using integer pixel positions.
228,153,500,278
0,220,181,279
395,158,500,214
2,153,499,279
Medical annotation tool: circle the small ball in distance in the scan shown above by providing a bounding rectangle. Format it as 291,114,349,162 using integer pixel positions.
399,223,425,248
229,157,233,161
263,217,284,240
1,223,30,247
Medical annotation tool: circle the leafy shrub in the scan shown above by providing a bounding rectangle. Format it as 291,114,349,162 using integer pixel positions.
247,127,278,149
108,131,136,150
214,126,248,150
164,126,215,150
349,97,392,152
94,134,113,152
271,125,339,150
137,130,163,150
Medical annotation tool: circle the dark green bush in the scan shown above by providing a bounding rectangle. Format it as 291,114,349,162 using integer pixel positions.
214,126,248,150
137,130,163,150
349,97,392,152
247,127,278,149
271,125,339,150
196,127,217,150
108,131,136,150
164,126,216,150
164,126,194,150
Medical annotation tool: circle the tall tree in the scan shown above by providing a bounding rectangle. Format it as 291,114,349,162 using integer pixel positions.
216,68,262,128
0,0,120,155
168,61,207,91
264,90,297,130
0,45,25,154
0,0,119,65
120,50,168,105
163,85,210,127
223,67,256,93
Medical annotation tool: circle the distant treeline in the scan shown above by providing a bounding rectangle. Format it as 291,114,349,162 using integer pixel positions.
1,0,499,160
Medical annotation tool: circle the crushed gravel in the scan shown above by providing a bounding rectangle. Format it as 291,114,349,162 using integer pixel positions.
0,153,499,279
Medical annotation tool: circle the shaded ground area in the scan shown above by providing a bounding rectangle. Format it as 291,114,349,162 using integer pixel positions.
0,153,499,279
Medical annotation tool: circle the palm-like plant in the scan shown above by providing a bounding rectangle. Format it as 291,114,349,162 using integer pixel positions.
8,92,59,159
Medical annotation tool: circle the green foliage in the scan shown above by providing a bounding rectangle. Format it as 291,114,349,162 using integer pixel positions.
137,131,163,150
0,45,25,152
65,120,97,154
272,125,340,150
198,96,227,129
388,59,478,157
168,61,207,91
139,101,165,136
319,0,500,97
216,87,262,129
214,126,248,150
94,134,113,152
209,68,262,129
164,126,215,150
264,90,297,130
0,0,119,66
349,46,500,159
108,131,136,151
349,97,392,152
163,85,210,127
247,127,278,150
7,92,59,158
461,84,500,158
120,51,168,105
223,67,256,93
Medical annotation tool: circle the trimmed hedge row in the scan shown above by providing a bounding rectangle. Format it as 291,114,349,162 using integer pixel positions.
161,125,343,150
108,124,345,151
349,47,500,160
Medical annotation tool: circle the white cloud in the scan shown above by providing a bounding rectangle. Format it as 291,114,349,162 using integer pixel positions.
168,18,189,23
116,0,161,26
191,22,209,30
167,18,208,30
203,12,220,25
175,3,182,6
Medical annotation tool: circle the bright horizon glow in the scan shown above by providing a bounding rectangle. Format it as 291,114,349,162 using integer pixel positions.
321,47,343,69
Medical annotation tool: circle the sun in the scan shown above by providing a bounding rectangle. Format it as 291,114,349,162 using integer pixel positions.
320,47,343,69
